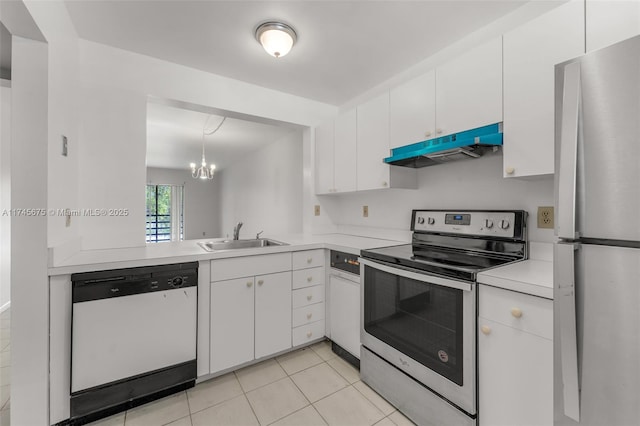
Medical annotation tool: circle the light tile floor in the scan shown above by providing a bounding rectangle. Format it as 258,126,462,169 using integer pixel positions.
89,341,416,426
0,308,10,426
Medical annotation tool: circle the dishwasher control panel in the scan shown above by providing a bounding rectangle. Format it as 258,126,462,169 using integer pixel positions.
330,250,360,276
71,262,198,303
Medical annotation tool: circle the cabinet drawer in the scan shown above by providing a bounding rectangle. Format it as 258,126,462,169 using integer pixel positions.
293,320,325,347
292,285,325,309
211,253,291,282
293,302,325,328
292,267,325,289
292,249,325,270
479,285,552,340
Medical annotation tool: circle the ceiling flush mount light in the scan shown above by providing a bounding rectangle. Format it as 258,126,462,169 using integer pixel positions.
190,116,225,180
255,21,297,58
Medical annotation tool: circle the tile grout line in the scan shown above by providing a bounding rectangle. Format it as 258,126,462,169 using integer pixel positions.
352,381,394,418
183,390,194,426
241,392,261,426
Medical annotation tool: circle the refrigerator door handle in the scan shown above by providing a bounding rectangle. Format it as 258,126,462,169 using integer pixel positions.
555,243,580,421
557,61,581,240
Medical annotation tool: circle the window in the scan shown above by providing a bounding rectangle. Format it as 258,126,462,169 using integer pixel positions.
146,184,184,243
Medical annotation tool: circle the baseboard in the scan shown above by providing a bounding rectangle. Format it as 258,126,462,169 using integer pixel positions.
0,301,10,314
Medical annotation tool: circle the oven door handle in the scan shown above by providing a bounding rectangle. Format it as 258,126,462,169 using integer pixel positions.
359,258,473,292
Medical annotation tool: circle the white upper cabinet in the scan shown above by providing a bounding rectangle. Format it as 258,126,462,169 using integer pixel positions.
357,93,391,191
314,120,334,195
357,92,417,191
503,0,584,178
389,70,436,149
435,37,503,138
334,109,357,193
586,0,640,52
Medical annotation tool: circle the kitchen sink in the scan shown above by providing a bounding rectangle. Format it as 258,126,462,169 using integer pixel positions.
198,238,288,252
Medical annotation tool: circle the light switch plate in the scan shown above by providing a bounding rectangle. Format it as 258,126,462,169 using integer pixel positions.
537,206,554,229
62,135,68,157
314,205,320,216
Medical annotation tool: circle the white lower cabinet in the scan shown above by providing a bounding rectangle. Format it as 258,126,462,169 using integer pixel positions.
291,249,326,347
209,255,292,374
478,285,553,426
329,275,360,358
210,277,255,373
255,271,293,359
293,320,325,347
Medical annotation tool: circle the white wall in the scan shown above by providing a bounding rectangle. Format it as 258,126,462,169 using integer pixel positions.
10,35,49,426
315,153,555,243
76,40,337,250
0,83,10,310
19,0,81,251
218,130,304,239
146,167,222,240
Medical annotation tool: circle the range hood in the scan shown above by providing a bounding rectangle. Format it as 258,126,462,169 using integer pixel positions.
384,123,503,168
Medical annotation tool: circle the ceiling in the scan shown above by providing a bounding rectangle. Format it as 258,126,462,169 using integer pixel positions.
146,102,297,171
64,0,527,105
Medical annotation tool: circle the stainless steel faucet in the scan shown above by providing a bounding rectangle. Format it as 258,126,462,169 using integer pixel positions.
233,222,243,240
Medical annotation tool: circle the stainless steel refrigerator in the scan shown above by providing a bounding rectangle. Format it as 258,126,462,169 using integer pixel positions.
554,35,640,425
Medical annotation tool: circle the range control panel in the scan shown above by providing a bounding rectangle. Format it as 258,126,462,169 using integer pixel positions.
412,210,524,239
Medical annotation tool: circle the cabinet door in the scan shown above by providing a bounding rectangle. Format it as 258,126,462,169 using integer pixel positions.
357,92,391,191
586,0,640,52
435,37,503,137
210,278,254,373
315,120,334,195
334,109,357,193
503,0,584,178
390,70,436,149
478,318,553,426
329,276,360,358
255,271,292,359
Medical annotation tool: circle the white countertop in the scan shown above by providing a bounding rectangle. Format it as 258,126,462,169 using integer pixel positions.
48,233,407,275
477,258,553,299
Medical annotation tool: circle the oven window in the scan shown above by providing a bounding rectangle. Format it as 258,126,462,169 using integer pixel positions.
364,265,464,385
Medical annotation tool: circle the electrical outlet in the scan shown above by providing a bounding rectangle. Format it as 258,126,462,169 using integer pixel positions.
363,206,369,218
314,205,320,216
537,206,554,229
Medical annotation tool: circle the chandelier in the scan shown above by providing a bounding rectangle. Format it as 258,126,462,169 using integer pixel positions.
191,116,226,180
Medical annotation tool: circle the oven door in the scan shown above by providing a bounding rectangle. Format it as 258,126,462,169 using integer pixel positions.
360,258,476,415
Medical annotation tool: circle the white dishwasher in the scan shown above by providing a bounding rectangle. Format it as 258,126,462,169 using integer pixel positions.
70,262,198,422
329,250,361,367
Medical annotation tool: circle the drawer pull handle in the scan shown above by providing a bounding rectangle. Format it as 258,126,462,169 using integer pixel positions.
307,313,313,319
307,331,313,338
257,280,264,285
511,307,523,318
481,325,491,335
307,258,313,263
307,295,313,301
246,281,253,287
307,276,313,282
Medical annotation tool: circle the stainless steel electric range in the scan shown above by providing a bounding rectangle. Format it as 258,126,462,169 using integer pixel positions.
359,210,528,426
